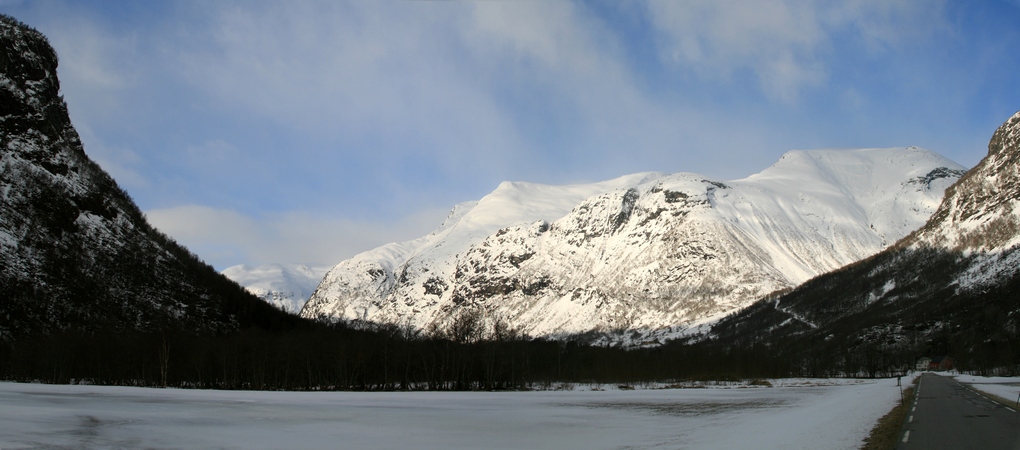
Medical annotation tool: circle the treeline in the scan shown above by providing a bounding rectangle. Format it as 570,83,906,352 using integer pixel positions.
4,271,1019,390
1,316,1015,390
0,322,805,390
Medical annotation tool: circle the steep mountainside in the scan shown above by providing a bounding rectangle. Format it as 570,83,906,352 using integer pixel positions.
709,111,1020,370
304,146,964,344
222,264,329,314
0,16,298,340
911,112,1020,255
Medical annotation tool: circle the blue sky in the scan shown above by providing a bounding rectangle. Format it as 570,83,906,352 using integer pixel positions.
3,0,1019,270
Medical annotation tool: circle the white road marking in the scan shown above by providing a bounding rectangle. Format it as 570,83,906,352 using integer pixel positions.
902,430,910,443
909,415,914,423
912,406,916,412
1007,407,1016,413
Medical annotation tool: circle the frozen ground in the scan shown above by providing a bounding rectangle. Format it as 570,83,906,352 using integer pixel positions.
0,378,901,449
954,373,1020,406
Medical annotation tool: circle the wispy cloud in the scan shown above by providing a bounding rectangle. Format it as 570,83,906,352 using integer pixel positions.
162,1,769,198
172,3,525,172
645,0,947,102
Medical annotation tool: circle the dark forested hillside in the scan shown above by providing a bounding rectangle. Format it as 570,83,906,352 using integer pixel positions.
0,15,305,340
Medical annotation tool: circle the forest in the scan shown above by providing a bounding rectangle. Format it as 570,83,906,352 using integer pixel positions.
2,287,1016,391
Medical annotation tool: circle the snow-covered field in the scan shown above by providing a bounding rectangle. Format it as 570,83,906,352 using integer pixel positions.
955,373,1020,406
0,378,902,449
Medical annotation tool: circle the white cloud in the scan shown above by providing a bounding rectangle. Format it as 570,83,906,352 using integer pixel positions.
647,0,826,101
645,0,946,102
465,1,607,74
827,0,948,51
145,205,449,269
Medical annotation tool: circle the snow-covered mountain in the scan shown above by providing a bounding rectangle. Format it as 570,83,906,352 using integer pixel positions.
303,147,965,344
222,264,329,314
708,111,1020,358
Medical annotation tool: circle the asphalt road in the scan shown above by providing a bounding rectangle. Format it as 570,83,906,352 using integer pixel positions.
899,372,1020,449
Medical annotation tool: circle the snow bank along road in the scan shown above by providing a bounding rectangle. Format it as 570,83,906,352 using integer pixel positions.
0,379,900,449
899,373,1020,449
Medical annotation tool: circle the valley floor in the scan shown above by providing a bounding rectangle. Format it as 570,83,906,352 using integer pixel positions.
0,378,902,449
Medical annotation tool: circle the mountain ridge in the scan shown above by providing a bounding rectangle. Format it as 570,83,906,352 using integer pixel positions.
303,146,965,345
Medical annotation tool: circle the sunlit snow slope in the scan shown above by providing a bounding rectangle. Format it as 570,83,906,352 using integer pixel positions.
303,148,964,345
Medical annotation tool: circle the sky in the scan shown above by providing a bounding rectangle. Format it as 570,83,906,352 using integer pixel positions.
2,1,1019,270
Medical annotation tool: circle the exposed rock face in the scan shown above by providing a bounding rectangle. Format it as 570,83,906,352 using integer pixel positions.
0,15,286,339
304,145,964,345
